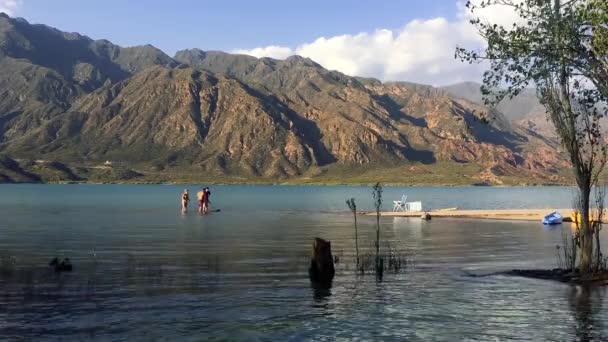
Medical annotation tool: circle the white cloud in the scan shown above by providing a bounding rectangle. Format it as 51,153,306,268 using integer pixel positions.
295,17,486,85
233,45,293,60
0,0,20,15
232,1,526,86
458,0,524,29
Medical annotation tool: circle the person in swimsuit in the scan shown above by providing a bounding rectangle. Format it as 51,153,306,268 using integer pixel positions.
197,188,206,214
203,187,211,214
181,189,190,213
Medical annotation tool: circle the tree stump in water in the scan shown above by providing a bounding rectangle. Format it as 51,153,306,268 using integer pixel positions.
308,238,335,285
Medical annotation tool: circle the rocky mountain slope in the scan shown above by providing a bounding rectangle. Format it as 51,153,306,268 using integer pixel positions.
0,14,568,184
442,81,555,136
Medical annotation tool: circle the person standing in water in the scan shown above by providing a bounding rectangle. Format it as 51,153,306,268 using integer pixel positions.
201,188,207,214
203,187,211,214
181,189,190,213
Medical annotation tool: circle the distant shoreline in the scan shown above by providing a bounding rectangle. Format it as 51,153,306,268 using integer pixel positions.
0,180,575,187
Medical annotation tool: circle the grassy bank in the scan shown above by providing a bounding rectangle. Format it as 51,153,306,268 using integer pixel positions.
0,158,574,186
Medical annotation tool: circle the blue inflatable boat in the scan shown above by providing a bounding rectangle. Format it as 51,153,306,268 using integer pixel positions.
542,211,563,225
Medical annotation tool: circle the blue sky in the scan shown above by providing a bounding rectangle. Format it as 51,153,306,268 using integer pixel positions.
2,0,509,85
13,0,458,55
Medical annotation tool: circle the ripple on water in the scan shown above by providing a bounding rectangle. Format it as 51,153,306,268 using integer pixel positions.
0,185,606,340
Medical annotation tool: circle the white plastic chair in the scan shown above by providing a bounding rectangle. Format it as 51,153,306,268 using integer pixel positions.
393,195,407,211
405,201,423,212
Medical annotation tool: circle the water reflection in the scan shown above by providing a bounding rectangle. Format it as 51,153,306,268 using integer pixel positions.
392,216,423,233
3,185,608,339
569,285,607,341
310,281,332,302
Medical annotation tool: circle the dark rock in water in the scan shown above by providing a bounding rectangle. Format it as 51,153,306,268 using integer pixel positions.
506,268,571,282
60,258,73,272
421,213,432,220
505,268,608,285
309,238,335,286
49,257,59,267
49,257,73,272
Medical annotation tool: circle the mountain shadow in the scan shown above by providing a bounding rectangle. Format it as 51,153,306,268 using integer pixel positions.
0,111,21,139
452,102,526,151
373,94,427,128
243,85,337,167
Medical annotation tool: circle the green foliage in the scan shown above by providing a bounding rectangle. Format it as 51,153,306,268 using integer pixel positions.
456,0,608,274
457,0,607,103
0,160,575,185
346,198,356,213
111,167,143,180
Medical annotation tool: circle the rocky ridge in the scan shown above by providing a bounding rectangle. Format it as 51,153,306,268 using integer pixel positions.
0,13,568,184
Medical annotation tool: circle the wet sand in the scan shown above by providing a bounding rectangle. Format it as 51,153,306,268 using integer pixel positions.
362,208,576,222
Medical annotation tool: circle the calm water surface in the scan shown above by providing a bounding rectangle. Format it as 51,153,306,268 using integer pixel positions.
0,185,606,341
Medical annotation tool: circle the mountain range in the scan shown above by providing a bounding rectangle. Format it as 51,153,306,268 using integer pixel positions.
442,82,556,136
0,13,567,185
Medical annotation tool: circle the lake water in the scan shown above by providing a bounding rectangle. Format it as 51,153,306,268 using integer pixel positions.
0,185,607,341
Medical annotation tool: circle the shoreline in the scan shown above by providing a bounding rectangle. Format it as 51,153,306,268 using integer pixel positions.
0,180,576,187
362,208,586,222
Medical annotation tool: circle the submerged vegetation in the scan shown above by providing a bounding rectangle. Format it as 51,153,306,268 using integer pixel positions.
356,242,409,276
373,182,383,280
346,198,359,267
345,183,409,280
555,184,608,279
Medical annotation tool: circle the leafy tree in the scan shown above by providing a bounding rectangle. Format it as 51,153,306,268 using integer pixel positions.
456,0,608,274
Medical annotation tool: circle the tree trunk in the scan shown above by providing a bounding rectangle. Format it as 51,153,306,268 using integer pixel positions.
571,235,577,270
308,238,335,285
595,221,602,271
552,0,597,275
578,179,593,273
